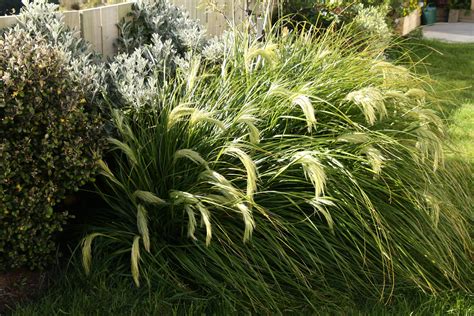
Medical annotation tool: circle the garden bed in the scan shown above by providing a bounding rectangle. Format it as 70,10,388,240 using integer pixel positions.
2,0,473,314
0,270,48,313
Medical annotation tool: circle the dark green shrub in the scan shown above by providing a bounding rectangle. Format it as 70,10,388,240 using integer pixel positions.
449,0,471,9
0,0,22,15
0,28,104,271
0,0,59,16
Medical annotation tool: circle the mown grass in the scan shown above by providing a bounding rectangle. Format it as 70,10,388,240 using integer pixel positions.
10,263,473,315
10,35,474,316
398,38,474,163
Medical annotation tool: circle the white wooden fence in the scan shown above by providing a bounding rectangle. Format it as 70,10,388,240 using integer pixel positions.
0,1,260,57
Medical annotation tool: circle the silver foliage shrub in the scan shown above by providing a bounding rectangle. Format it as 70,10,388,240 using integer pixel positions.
109,35,177,111
351,5,392,49
111,0,230,113
16,0,106,103
116,0,207,55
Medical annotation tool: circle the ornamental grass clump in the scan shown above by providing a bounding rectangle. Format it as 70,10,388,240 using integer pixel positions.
83,23,473,312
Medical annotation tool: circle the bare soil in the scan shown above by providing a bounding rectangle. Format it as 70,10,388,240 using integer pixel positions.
0,269,48,314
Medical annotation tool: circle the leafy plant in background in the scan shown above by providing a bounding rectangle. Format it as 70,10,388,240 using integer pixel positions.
82,20,473,313
390,0,420,16
110,0,228,110
278,0,396,35
0,0,58,16
279,0,420,29
448,0,471,9
16,0,106,105
0,0,23,15
116,0,206,55
0,28,104,271
279,0,359,28
350,4,392,49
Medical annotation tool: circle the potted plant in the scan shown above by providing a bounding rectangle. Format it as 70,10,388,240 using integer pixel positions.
448,0,471,22
393,0,422,35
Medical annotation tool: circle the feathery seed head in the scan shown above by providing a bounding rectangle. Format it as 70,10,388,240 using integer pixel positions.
337,132,370,144
224,145,258,201
196,202,212,245
363,146,385,175
236,114,261,144
131,235,141,287
245,43,279,71
109,138,138,165
167,104,197,129
308,197,336,234
185,205,197,240
405,88,427,100
292,151,327,198
345,87,387,126
134,190,167,205
190,110,226,130
170,190,200,205
292,94,317,132
174,149,210,169
236,202,255,242
137,204,150,252
81,233,103,276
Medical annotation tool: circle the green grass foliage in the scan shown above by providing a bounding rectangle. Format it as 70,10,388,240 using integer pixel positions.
79,23,473,312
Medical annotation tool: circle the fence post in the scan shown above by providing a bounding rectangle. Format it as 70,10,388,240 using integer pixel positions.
81,7,103,54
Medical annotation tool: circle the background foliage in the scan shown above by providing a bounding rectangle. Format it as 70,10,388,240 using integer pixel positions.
116,0,206,55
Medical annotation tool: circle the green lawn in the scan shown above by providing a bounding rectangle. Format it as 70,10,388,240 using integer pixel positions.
9,38,474,316
402,39,474,163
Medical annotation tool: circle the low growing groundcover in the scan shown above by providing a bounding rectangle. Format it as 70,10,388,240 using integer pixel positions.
7,28,474,314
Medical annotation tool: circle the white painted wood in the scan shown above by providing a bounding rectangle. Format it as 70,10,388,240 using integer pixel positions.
100,5,119,57
63,10,81,36
0,16,18,29
0,1,249,56
81,7,102,53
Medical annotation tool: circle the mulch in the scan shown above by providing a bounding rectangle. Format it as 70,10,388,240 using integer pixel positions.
0,269,49,314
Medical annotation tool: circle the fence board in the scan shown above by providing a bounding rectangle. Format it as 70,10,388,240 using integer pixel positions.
81,8,102,54
101,5,119,57
0,16,17,29
117,2,133,21
195,0,208,29
63,11,81,34
0,1,249,56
